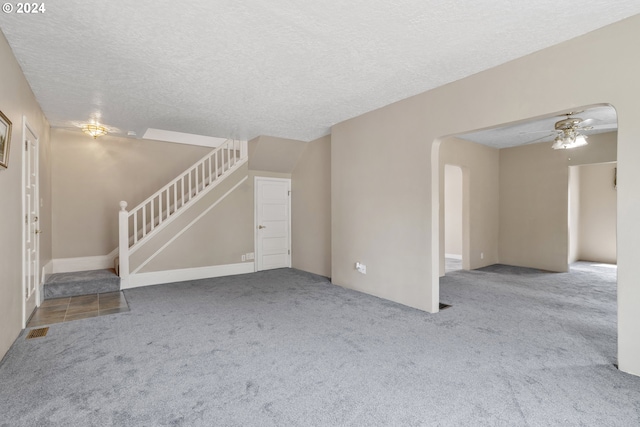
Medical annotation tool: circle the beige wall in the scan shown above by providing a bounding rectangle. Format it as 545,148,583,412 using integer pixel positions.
578,162,617,263
440,138,499,275
332,102,432,306
500,133,617,272
567,131,617,166
51,129,211,258
0,32,51,360
444,165,463,258
249,135,307,173
291,135,331,277
331,16,640,375
499,141,571,272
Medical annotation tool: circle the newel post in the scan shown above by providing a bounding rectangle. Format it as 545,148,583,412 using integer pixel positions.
240,140,248,159
118,201,129,288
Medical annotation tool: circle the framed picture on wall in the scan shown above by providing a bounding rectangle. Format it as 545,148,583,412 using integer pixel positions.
0,110,11,169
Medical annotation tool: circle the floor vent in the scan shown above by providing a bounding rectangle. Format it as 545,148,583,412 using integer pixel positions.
439,303,452,310
26,327,49,339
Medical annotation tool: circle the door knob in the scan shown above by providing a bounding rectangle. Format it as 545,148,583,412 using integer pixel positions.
258,225,266,229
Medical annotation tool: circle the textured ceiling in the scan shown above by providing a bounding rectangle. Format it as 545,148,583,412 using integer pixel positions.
0,2,639,142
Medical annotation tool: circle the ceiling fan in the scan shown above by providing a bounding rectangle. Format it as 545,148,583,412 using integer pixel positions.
550,114,591,150
521,112,615,150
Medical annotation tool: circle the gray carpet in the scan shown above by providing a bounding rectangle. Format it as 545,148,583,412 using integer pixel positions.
44,269,120,299
1,265,639,426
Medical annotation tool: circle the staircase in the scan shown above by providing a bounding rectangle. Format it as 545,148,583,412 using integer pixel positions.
118,139,248,288
40,139,247,300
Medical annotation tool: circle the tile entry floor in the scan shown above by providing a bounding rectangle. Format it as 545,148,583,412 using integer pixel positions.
27,292,129,327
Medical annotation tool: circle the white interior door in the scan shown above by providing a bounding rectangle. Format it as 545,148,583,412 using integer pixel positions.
255,177,291,271
23,122,39,326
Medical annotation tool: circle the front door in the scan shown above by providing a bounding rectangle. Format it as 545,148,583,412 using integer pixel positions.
23,123,39,326
255,177,291,271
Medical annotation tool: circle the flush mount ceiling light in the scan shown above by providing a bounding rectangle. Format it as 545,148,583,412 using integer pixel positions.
82,124,108,139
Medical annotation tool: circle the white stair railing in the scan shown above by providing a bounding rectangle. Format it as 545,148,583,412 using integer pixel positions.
118,139,248,287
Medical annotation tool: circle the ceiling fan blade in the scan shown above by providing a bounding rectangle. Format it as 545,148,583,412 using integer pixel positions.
586,124,617,131
523,133,555,144
518,129,557,135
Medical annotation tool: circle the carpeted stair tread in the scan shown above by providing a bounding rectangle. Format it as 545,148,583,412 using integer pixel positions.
44,269,120,299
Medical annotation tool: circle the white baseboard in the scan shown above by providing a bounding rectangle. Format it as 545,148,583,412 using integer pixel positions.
445,253,462,260
52,248,118,273
42,260,53,282
124,262,256,290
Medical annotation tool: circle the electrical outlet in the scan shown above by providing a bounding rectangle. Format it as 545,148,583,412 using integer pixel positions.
355,262,367,274
247,252,254,260
241,254,246,262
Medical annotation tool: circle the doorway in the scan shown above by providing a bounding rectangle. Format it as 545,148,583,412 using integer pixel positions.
434,105,619,365
23,119,40,327
444,164,463,273
568,162,617,265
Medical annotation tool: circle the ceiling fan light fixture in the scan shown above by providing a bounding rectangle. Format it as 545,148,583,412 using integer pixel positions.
82,124,108,139
552,131,588,150
572,134,588,147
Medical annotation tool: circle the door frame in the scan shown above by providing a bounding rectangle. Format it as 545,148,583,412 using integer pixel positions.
254,176,292,272
22,117,40,328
